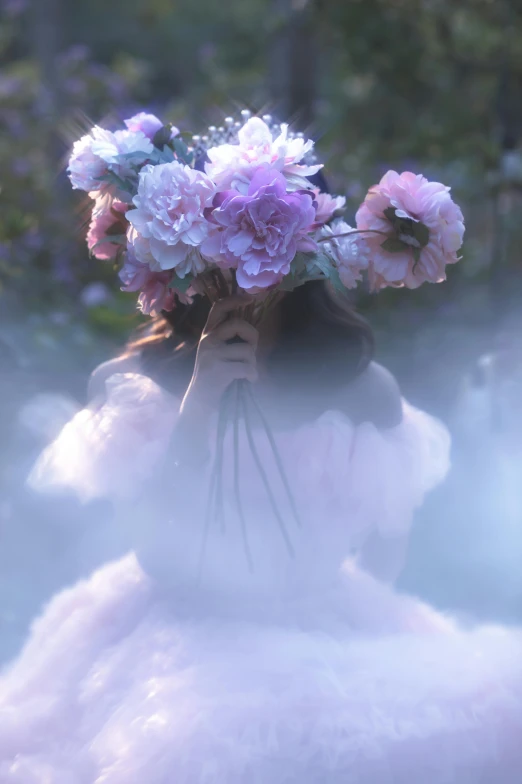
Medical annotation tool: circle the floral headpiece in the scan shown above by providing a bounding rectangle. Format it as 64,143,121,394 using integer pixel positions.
68,108,465,316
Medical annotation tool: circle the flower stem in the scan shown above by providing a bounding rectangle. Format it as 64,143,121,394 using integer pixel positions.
243,381,302,530
240,380,295,559
234,381,254,573
198,385,231,581
317,229,388,242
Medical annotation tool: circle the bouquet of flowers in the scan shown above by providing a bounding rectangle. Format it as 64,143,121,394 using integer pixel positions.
68,108,465,569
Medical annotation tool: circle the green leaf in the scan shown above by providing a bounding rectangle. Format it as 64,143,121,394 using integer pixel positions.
173,137,195,166
412,246,421,270
381,237,408,253
326,266,346,293
169,273,194,293
277,274,301,292
158,146,175,163
146,147,175,165
89,234,127,256
412,221,430,247
116,151,152,162
95,171,135,196
301,250,332,275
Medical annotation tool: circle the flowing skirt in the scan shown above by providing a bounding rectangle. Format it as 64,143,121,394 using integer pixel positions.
1,553,521,784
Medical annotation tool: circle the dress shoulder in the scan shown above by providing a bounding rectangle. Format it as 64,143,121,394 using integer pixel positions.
28,373,180,503
293,397,451,540
341,362,403,429
88,354,142,400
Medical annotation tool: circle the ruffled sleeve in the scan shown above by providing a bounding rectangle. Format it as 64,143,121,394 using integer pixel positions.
27,373,179,503
353,400,451,538
293,399,451,542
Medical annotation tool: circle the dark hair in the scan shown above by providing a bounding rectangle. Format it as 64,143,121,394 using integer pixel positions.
125,281,374,400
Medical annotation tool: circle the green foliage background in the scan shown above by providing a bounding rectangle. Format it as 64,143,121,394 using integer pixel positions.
1,0,522,401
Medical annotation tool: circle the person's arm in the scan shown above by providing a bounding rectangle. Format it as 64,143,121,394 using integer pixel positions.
130,295,258,585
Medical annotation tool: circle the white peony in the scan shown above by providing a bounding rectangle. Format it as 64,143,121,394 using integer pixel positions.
126,162,216,274
205,117,322,193
317,218,370,289
68,126,153,194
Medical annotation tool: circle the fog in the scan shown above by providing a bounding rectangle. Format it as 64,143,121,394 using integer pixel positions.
1,314,522,666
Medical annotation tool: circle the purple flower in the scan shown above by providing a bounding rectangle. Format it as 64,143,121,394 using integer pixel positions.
124,112,179,142
202,167,317,290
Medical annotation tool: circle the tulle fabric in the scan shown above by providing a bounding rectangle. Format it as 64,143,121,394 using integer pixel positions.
27,373,450,543
6,373,519,783
28,374,179,503
0,555,521,783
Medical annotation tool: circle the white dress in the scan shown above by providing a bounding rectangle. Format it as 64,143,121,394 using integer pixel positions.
1,372,521,784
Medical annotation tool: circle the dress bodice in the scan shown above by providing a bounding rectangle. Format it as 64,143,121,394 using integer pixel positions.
28,373,450,601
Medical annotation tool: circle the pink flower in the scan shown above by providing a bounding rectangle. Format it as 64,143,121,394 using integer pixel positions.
87,198,128,260
126,161,215,274
205,117,322,193
316,219,370,289
313,191,346,226
119,250,176,316
356,170,465,290
124,112,179,142
68,126,153,194
201,167,317,290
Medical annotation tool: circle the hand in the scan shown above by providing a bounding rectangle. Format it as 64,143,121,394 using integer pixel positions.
180,295,259,418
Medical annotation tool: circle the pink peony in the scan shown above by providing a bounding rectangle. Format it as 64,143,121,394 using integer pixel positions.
119,250,176,316
126,161,215,274
313,190,346,226
205,117,322,193
87,198,128,260
68,126,154,195
124,112,179,142
201,167,317,290
317,219,370,289
356,170,465,290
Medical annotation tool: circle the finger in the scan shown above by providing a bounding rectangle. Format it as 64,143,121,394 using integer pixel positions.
213,319,258,346
218,343,256,363
205,295,252,331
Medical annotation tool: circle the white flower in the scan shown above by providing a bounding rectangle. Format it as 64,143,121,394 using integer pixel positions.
91,127,153,166
313,191,346,225
205,117,322,193
317,219,370,289
126,162,216,274
68,126,153,194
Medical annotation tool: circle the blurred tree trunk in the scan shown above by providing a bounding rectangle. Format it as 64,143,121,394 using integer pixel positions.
269,0,318,128
31,0,62,123
489,2,522,321
30,0,76,285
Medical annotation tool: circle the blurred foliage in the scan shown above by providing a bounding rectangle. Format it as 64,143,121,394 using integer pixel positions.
1,0,522,362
